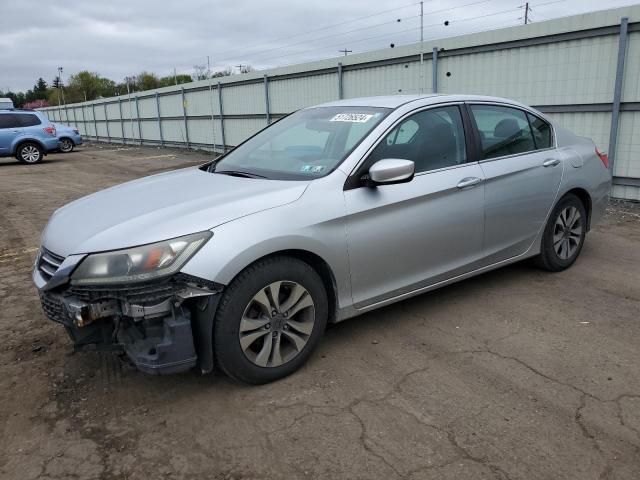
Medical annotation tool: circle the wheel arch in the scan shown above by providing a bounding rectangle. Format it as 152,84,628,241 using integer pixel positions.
232,249,339,324
13,138,45,156
59,136,75,145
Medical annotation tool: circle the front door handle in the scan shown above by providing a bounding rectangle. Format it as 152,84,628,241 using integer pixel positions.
457,177,482,189
543,158,561,167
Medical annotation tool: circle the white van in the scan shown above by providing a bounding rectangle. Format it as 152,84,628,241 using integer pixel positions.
0,98,14,109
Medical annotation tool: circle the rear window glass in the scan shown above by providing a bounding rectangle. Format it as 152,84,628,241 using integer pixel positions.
17,114,42,127
527,113,552,149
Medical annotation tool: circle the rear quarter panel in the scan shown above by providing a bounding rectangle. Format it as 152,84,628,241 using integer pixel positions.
555,125,611,228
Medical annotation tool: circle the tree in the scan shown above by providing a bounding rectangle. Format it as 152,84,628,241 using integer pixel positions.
52,76,62,89
33,78,48,99
135,72,159,91
238,65,254,74
158,74,192,87
212,67,232,78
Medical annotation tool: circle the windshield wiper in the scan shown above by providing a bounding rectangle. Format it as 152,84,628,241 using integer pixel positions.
213,170,267,179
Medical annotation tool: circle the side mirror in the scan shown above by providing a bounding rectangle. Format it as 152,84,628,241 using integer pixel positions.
366,159,415,186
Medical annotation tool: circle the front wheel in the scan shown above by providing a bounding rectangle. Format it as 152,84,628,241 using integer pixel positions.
16,142,43,164
59,138,74,153
535,193,587,271
214,256,328,384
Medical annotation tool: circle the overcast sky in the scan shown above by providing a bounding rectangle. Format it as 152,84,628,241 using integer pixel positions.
1,0,637,92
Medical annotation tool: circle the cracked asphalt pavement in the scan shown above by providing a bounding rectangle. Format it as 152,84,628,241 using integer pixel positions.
1,144,639,479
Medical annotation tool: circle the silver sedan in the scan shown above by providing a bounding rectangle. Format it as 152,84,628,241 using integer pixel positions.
33,94,611,383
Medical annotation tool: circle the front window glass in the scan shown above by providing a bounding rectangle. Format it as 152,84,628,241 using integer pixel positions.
369,105,467,173
213,106,390,180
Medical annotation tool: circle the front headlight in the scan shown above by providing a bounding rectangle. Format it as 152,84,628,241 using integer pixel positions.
71,231,212,285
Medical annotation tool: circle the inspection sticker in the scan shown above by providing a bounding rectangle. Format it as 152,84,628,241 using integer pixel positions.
330,113,374,123
300,165,326,174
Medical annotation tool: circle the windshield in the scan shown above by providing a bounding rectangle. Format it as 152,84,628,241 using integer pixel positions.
211,106,391,180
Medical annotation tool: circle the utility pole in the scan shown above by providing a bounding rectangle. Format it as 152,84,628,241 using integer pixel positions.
57,66,65,106
174,67,178,85
338,48,352,56
236,64,246,73
524,2,531,24
419,1,424,94
207,55,211,73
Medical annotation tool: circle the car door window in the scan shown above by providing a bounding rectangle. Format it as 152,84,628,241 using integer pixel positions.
16,114,42,127
369,105,467,173
470,105,536,159
527,113,552,149
0,114,20,129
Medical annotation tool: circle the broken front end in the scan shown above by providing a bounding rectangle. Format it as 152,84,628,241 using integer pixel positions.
33,232,222,375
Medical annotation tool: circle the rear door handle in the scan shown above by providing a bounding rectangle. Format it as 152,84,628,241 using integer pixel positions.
543,158,561,167
456,177,482,189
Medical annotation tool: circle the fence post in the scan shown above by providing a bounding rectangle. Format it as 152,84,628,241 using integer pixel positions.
264,74,271,125
104,103,110,143
155,92,164,146
135,96,143,145
81,104,87,137
208,82,216,150
181,87,190,149
218,82,226,153
91,103,98,140
337,62,343,99
608,16,629,176
432,47,438,94
118,98,125,144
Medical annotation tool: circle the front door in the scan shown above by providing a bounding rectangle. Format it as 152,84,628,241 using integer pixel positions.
344,104,485,308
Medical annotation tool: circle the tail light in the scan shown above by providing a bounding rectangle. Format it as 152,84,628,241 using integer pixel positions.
43,126,56,136
595,146,609,168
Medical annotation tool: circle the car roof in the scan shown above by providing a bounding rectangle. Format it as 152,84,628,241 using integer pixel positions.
314,94,533,110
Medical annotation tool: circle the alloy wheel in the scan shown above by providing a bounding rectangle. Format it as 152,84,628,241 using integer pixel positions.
60,139,73,152
21,145,41,163
239,281,315,368
553,206,583,260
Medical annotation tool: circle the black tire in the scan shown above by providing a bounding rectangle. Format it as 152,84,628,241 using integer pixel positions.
535,193,587,272
16,142,44,164
214,256,328,384
59,138,74,153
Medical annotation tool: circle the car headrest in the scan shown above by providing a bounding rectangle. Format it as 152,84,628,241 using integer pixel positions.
494,118,521,139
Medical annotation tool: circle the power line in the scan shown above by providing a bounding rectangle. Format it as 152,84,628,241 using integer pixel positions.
202,0,496,70
214,2,420,59
246,5,525,65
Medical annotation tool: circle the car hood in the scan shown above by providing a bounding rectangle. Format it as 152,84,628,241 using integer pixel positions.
42,167,309,257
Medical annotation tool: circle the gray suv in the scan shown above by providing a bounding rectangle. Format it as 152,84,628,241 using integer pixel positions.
33,95,611,383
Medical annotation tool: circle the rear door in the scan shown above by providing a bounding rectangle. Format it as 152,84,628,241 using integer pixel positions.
468,103,562,264
344,104,486,308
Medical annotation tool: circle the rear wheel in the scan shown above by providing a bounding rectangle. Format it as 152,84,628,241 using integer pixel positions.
16,142,43,164
59,138,74,153
214,256,328,384
535,193,586,271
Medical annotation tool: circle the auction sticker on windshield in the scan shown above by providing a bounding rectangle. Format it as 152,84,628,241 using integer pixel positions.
330,113,375,123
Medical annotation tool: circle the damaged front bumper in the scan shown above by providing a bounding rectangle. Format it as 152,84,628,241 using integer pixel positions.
34,248,223,375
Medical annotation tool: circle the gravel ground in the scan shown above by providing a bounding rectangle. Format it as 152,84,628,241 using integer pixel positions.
1,143,639,480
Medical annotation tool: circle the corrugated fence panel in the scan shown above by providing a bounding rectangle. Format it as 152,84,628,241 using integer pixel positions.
622,32,640,101
158,93,183,117
439,35,619,105
185,88,216,117
137,97,157,118
548,112,612,149
615,112,640,179
343,61,428,98
140,120,160,141
222,83,264,115
269,74,337,112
